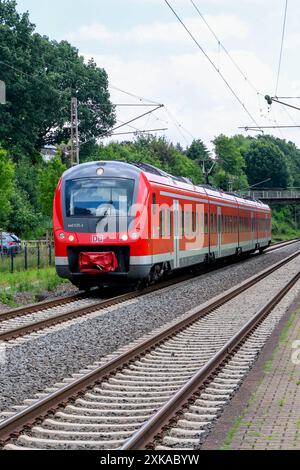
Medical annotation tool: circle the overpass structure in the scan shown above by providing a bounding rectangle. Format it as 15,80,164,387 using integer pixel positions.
239,189,300,205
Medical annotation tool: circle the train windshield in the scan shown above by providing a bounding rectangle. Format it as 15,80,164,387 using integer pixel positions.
66,178,135,217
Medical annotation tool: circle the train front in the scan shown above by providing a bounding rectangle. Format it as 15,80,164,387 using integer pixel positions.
53,161,150,290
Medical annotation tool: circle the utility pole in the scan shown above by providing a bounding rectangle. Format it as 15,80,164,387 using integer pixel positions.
201,160,216,186
70,97,80,166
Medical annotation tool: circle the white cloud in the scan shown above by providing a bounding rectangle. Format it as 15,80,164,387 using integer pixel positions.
64,3,300,148
84,47,277,149
67,14,248,47
67,23,114,41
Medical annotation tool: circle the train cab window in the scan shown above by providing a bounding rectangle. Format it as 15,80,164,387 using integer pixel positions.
66,178,135,217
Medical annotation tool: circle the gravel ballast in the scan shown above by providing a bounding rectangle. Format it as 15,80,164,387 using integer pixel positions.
0,242,300,412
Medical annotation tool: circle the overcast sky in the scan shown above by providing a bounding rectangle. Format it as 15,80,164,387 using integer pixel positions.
16,0,300,151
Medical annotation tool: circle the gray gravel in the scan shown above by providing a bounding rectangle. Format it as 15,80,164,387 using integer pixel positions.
0,242,300,412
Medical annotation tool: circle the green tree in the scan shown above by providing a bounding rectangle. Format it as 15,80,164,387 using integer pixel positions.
253,135,300,187
134,136,204,183
0,0,115,159
7,188,43,238
212,134,248,191
187,139,211,164
244,138,290,188
0,146,15,228
37,157,66,219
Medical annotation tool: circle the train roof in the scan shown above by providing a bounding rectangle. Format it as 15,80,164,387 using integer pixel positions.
61,161,270,212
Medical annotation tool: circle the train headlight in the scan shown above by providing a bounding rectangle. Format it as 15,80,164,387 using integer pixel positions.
121,234,128,241
59,233,65,240
68,235,75,242
131,232,139,240
96,168,104,176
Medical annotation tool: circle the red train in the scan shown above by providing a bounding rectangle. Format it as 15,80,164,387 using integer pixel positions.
53,161,272,290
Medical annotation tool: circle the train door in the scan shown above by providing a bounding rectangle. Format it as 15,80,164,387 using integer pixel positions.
173,200,180,269
217,206,222,258
251,212,254,248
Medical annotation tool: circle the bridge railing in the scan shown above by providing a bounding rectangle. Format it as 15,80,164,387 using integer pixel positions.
239,189,300,200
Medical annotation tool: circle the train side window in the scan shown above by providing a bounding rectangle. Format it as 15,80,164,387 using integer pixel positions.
160,210,165,237
181,209,185,236
152,193,157,214
167,209,171,237
200,212,204,234
192,212,196,233
185,212,190,236
205,213,208,234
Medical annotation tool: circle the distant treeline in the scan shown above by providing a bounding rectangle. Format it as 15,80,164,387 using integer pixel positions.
1,134,300,240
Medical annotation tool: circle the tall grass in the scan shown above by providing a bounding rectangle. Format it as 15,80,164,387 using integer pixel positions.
0,267,68,306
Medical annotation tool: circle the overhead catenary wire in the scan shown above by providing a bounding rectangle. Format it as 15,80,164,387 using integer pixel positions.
164,0,263,132
111,128,168,137
191,0,296,139
190,0,260,96
275,0,288,97
111,105,164,132
110,84,161,105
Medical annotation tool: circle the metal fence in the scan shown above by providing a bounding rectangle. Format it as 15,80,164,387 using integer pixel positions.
0,243,54,273
239,189,300,200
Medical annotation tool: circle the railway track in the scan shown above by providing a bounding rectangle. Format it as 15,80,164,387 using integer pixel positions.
0,239,299,343
0,250,299,450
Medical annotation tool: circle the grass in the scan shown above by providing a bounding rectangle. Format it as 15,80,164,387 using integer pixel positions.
0,267,68,306
221,416,243,450
0,245,53,274
263,312,297,373
272,233,300,243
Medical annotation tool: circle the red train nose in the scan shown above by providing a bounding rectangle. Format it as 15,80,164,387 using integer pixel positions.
79,252,118,275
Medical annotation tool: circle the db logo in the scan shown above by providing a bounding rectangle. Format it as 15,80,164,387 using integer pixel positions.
92,235,104,243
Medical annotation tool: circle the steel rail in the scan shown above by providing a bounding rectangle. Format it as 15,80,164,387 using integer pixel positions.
0,240,298,341
0,292,89,322
122,270,300,450
0,238,296,327
0,250,299,445
0,240,299,341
